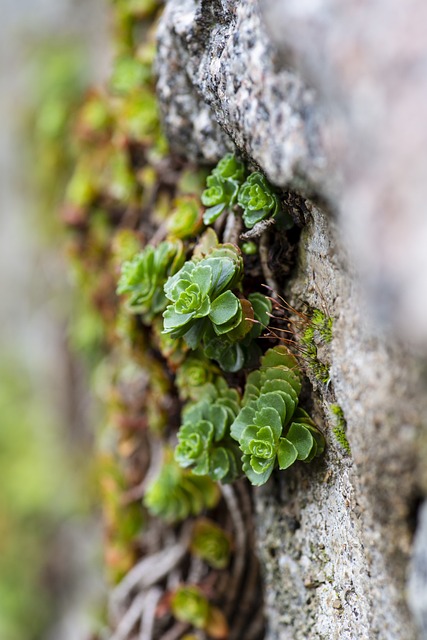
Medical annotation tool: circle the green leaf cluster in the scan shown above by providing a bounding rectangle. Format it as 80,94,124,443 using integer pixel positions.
166,196,204,240
201,155,295,230
163,238,272,371
203,291,272,372
163,242,244,345
237,172,280,229
170,585,229,638
117,240,185,322
230,346,325,485
201,153,246,224
190,518,231,569
175,352,221,401
175,378,242,483
144,452,220,523
171,586,210,628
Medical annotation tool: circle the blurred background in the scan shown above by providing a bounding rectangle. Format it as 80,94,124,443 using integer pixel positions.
0,1,112,638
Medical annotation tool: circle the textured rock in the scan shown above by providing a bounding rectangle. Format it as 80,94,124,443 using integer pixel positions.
409,501,427,637
156,1,427,638
261,0,427,347
255,202,423,639
156,0,326,190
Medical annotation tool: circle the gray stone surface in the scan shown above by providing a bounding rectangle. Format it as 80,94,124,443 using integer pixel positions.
261,0,427,348
156,1,427,638
409,501,427,638
156,0,326,189
255,202,423,639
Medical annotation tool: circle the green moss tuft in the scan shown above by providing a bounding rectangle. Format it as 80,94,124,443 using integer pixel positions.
301,308,333,384
330,404,351,455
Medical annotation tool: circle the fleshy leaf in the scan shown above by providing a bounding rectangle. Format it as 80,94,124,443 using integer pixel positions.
209,291,240,325
253,407,282,441
277,438,298,469
286,422,315,460
230,405,257,441
242,454,274,486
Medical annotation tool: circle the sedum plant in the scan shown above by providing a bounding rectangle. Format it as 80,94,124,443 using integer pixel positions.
175,352,221,401
162,234,272,371
166,196,204,240
117,240,185,322
162,242,247,348
201,153,246,224
171,586,210,629
174,378,242,483
230,346,325,485
144,450,220,523
237,171,281,229
170,585,228,639
190,518,231,569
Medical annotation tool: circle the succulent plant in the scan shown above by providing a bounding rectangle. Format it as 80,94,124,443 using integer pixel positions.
190,518,231,569
166,196,204,240
74,91,113,142
144,451,220,522
117,240,185,322
171,585,210,629
201,153,246,224
174,378,242,483
175,352,221,401
237,171,281,229
115,89,160,144
171,585,228,639
230,346,325,485
109,55,151,95
162,243,248,349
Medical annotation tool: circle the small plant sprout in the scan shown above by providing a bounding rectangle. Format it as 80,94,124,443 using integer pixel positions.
237,171,281,229
191,518,231,569
241,240,258,255
117,240,185,322
166,196,204,240
175,352,221,401
143,450,220,522
201,153,246,224
230,346,325,485
171,585,229,639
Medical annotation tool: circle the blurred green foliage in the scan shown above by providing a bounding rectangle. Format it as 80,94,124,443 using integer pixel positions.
5,35,100,640
0,357,87,640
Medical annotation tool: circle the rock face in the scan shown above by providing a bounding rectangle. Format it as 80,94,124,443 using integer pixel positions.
156,1,427,638
156,0,326,190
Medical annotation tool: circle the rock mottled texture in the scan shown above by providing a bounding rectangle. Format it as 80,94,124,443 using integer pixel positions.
156,1,427,638
261,0,427,348
156,0,326,190
255,203,423,639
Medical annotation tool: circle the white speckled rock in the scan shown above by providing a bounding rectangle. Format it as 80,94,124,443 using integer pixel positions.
156,0,326,189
